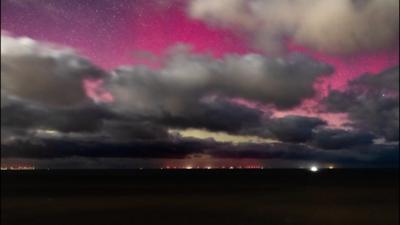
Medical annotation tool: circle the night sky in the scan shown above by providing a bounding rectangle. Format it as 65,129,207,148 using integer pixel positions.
1,0,399,169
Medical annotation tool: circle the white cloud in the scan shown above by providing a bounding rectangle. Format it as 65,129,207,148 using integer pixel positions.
1,34,105,106
188,0,399,54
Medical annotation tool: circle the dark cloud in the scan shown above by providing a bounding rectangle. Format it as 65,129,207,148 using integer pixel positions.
350,67,399,92
0,137,213,159
3,135,396,168
359,144,400,166
154,98,264,133
1,98,114,134
102,120,169,141
324,66,399,141
188,0,399,54
266,116,326,143
210,142,399,167
0,96,172,145
208,142,320,160
312,129,375,150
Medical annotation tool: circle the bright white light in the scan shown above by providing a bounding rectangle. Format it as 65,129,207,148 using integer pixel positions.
310,166,319,172
328,166,334,169
185,166,193,170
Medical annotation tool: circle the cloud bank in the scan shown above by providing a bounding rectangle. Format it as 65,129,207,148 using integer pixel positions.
188,0,399,54
1,34,398,168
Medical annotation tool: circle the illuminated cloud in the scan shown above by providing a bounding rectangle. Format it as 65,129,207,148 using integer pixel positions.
1,34,105,106
108,46,333,116
171,128,278,144
188,0,399,54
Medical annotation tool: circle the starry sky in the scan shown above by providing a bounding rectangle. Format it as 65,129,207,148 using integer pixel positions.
1,0,399,169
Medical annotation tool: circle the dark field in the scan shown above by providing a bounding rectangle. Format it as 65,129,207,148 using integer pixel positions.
1,169,399,225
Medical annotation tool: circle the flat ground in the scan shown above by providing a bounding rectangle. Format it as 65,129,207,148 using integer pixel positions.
1,169,398,225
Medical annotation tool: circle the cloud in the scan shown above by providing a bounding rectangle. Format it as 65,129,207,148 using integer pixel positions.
1,97,114,134
0,35,396,167
1,34,105,107
359,143,400,166
350,66,399,92
108,46,332,119
2,134,397,167
324,66,399,141
104,47,333,140
312,128,375,150
0,36,333,147
0,137,213,159
156,98,265,133
1,34,117,147
265,116,326,143
207,142,321,160
188,0,399,54
102,120,169,141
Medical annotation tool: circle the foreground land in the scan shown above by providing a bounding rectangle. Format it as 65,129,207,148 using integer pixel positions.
1,169,399,225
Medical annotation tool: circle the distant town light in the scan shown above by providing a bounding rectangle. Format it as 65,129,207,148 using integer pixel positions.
310,166,319,172
1,166,36,170
328,166,334,169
